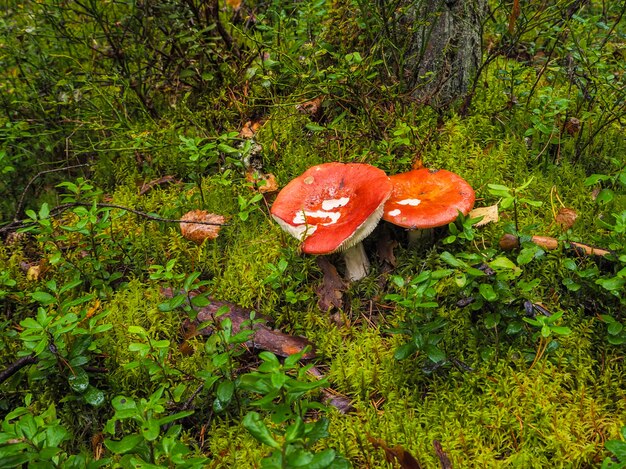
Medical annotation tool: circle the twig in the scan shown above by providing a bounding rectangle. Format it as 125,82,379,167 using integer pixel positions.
499,233,611,257
0,355,38,385
13,163,92,222
1,202,228,236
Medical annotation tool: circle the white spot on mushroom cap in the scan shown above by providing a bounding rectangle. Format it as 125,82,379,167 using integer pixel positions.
304,176,314,185
293,210,341,225
397,198,421,206
321,197,350,210
272,215,318,241
388,209,401,216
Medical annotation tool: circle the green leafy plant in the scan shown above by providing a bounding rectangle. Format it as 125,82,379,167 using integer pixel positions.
264,258,311,304
240,350,349,468
602,426,626,469
443,212,484,246
19,278,110,407
103,387,206,467
0,396,106,468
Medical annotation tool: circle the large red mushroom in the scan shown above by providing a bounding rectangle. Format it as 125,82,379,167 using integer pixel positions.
383,168,475,243
271,162,391,281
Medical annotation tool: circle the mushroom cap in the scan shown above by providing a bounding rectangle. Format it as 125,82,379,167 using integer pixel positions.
271,162,391,254
383,168,475,229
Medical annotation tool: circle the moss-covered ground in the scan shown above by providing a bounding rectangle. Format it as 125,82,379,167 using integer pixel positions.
1,1,625,467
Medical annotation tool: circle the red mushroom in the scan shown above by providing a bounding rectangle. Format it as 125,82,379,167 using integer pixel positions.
383,168,475,243
271,162,391,281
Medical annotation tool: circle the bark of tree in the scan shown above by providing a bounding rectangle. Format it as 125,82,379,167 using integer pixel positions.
399,0,487,107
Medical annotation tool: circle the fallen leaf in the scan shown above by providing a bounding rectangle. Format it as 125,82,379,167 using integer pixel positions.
180,210,226,244
433,440,452,469
499,234,611,257
570,241,611,257
239,120,262,138
322,389,353,413
555,207,577,230
165,289,316,359
92,433,105,461
296,97,323,115
225,0,242,10
564,117,581,136
470,204,499,227
315,257,346,312
246,169,278,193
86,299,101,319
368,436,422,469
139,175,179,195
26,265,41,281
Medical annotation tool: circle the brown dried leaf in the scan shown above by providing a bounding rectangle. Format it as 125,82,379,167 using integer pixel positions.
92,433,105,461
239,120,261,138
433,440,452,469
180,210,225,244
296,97,323,115
570,242,611,257
470,204,499,227
225,0,242,10
322,389,353,414
139,175,179,195
564,117,581,136
368,436,422,469
246,170,278,193
531,235,559,250
315,257,346,312
555,207,578,230
166,288,316,359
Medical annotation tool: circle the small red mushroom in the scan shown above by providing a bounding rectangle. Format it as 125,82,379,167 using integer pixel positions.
383,168,475,243
271,162,391,281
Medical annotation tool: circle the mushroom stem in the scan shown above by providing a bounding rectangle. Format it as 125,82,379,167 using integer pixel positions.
407,228,433,245
342,242,370,282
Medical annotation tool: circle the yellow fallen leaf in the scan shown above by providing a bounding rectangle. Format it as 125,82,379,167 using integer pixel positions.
27,265,41,281
470,204,499,227
225,0,241,10
246,170,278,193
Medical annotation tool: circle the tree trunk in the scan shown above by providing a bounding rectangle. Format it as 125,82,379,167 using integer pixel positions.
399,0,486,107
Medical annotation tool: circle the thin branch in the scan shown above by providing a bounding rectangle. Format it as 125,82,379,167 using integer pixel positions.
1,202,228,236
0,355,38,385
13,164,92,222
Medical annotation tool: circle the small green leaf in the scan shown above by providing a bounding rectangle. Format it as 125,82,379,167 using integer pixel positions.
83,386,105,407
506,321,524,335
584,174,611,186
307,449,337,469
243,412,281,449
216,380,235,403
424,344,446,363
608,322,624,335
484,313,501,329
104,434,143,454
479,284,498,302
394,342,417,360
141,419,160,441
595,188,614,204
30,291,55,305
305,123,325,132
551,326,572,336
285,416,305,443
68,368,89,393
